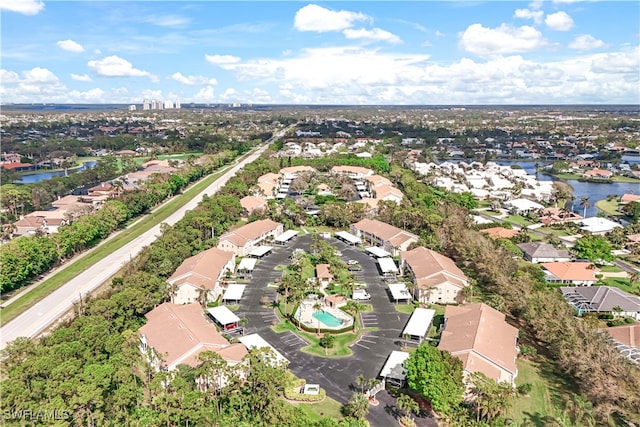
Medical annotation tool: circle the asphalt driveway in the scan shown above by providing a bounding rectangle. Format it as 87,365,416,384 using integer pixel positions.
234,233,438,427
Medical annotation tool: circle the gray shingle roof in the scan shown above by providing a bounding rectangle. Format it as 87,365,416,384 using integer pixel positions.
517,242,571,259
560,286,640,313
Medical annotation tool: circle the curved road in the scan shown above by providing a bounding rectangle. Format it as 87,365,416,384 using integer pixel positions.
0,136,282,350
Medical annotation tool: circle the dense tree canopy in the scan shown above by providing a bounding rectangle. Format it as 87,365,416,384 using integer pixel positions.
404,343,464,416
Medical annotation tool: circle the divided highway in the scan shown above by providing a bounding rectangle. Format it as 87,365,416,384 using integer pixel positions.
0,135,282,350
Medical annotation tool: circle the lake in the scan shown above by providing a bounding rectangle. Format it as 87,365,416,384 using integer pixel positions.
494,160,639,217
16,161,97,184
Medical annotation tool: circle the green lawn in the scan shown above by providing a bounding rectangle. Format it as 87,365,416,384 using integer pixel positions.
271,318,361,357
595,199,623,217
394,303,416,314
506,358,558,424
504,215,536,227
0,151,249,325
600,278,639,295
295,397,344,422
599,265,623,273
535,226,572,237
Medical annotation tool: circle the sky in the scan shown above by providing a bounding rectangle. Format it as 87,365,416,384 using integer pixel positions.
1,0,639,105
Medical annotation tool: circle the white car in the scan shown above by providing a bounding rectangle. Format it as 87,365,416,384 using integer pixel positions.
352,289,371,300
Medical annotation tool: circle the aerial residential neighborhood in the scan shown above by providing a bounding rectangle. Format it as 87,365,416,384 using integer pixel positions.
1,104,639,427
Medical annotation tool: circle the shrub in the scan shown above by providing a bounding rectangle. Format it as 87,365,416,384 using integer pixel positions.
319,335,336,349
519,345,537,358
517,383,533,396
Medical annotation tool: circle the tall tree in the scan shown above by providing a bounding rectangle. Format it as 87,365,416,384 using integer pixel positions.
404,343,464,416
580,196,591,218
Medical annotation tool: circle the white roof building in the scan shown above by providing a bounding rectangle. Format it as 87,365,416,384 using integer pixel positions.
505,198,544,214
577,217,623,235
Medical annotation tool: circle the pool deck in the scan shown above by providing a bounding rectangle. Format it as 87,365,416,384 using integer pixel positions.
296,300,353,330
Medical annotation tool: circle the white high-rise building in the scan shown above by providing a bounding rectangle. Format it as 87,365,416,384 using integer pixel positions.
143,99,150,110
164,100,174,109
175,99,181,109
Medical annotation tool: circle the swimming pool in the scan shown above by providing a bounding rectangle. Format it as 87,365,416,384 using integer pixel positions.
312,311,343,328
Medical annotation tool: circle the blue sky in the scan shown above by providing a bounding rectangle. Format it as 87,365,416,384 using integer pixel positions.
1,1,639,105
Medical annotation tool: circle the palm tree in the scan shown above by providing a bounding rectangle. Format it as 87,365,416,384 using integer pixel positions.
312,301,323,336
356,374,367,394
397,394,420,426
197,287,210,307
345,392,370,420
580,196,591,218
344,301,364,333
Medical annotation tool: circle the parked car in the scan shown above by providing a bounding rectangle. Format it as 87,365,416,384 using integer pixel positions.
348,263,362,271
352,289,371,300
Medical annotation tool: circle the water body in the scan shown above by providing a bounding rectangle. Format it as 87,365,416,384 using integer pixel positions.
494,160,639,217
16,161,97,184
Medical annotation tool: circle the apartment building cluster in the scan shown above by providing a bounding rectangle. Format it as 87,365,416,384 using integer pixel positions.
142,99,181,110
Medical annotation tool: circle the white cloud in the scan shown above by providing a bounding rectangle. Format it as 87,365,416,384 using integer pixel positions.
569,35,606,50
88,55,151,78
294,4,369,32
545,11,574,31
514,8,544,24
459,24,546,56
529,0,544,10
590,47,639,74
194,86,216,101
68,88,105,101
171,72,217,86
215,46,431,91
23,67,60,83
143,14,190,27
205,54,241,65
57,39,85,53
343,28,402,44
0,0,44,15
70,73,92,82
219,88,239,101
435,30,445,38
0,69,20,84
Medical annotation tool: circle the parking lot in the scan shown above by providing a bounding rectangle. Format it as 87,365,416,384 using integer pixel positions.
234,233,437,427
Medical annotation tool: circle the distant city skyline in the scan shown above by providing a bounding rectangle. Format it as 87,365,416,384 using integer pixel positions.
1,1,639,105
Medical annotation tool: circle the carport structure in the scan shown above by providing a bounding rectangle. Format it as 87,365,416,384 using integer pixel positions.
388,283,412,303
249,245,273,258
275,230,299,245
237,258,257,279
379,350,410,387
365,246,391,258
239,333,290,366
378,257,398,280
207,305,241,331
334,231,361,246
402,308,435,344
222,284,246,304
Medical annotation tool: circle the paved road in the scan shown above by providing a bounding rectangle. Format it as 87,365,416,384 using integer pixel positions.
235,234,438,427
0,139,280,350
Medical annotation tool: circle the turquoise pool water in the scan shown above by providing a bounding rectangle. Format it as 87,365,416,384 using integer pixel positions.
312,311,343,328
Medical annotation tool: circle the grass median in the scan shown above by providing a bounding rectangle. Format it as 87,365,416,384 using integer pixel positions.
1,152,251,325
